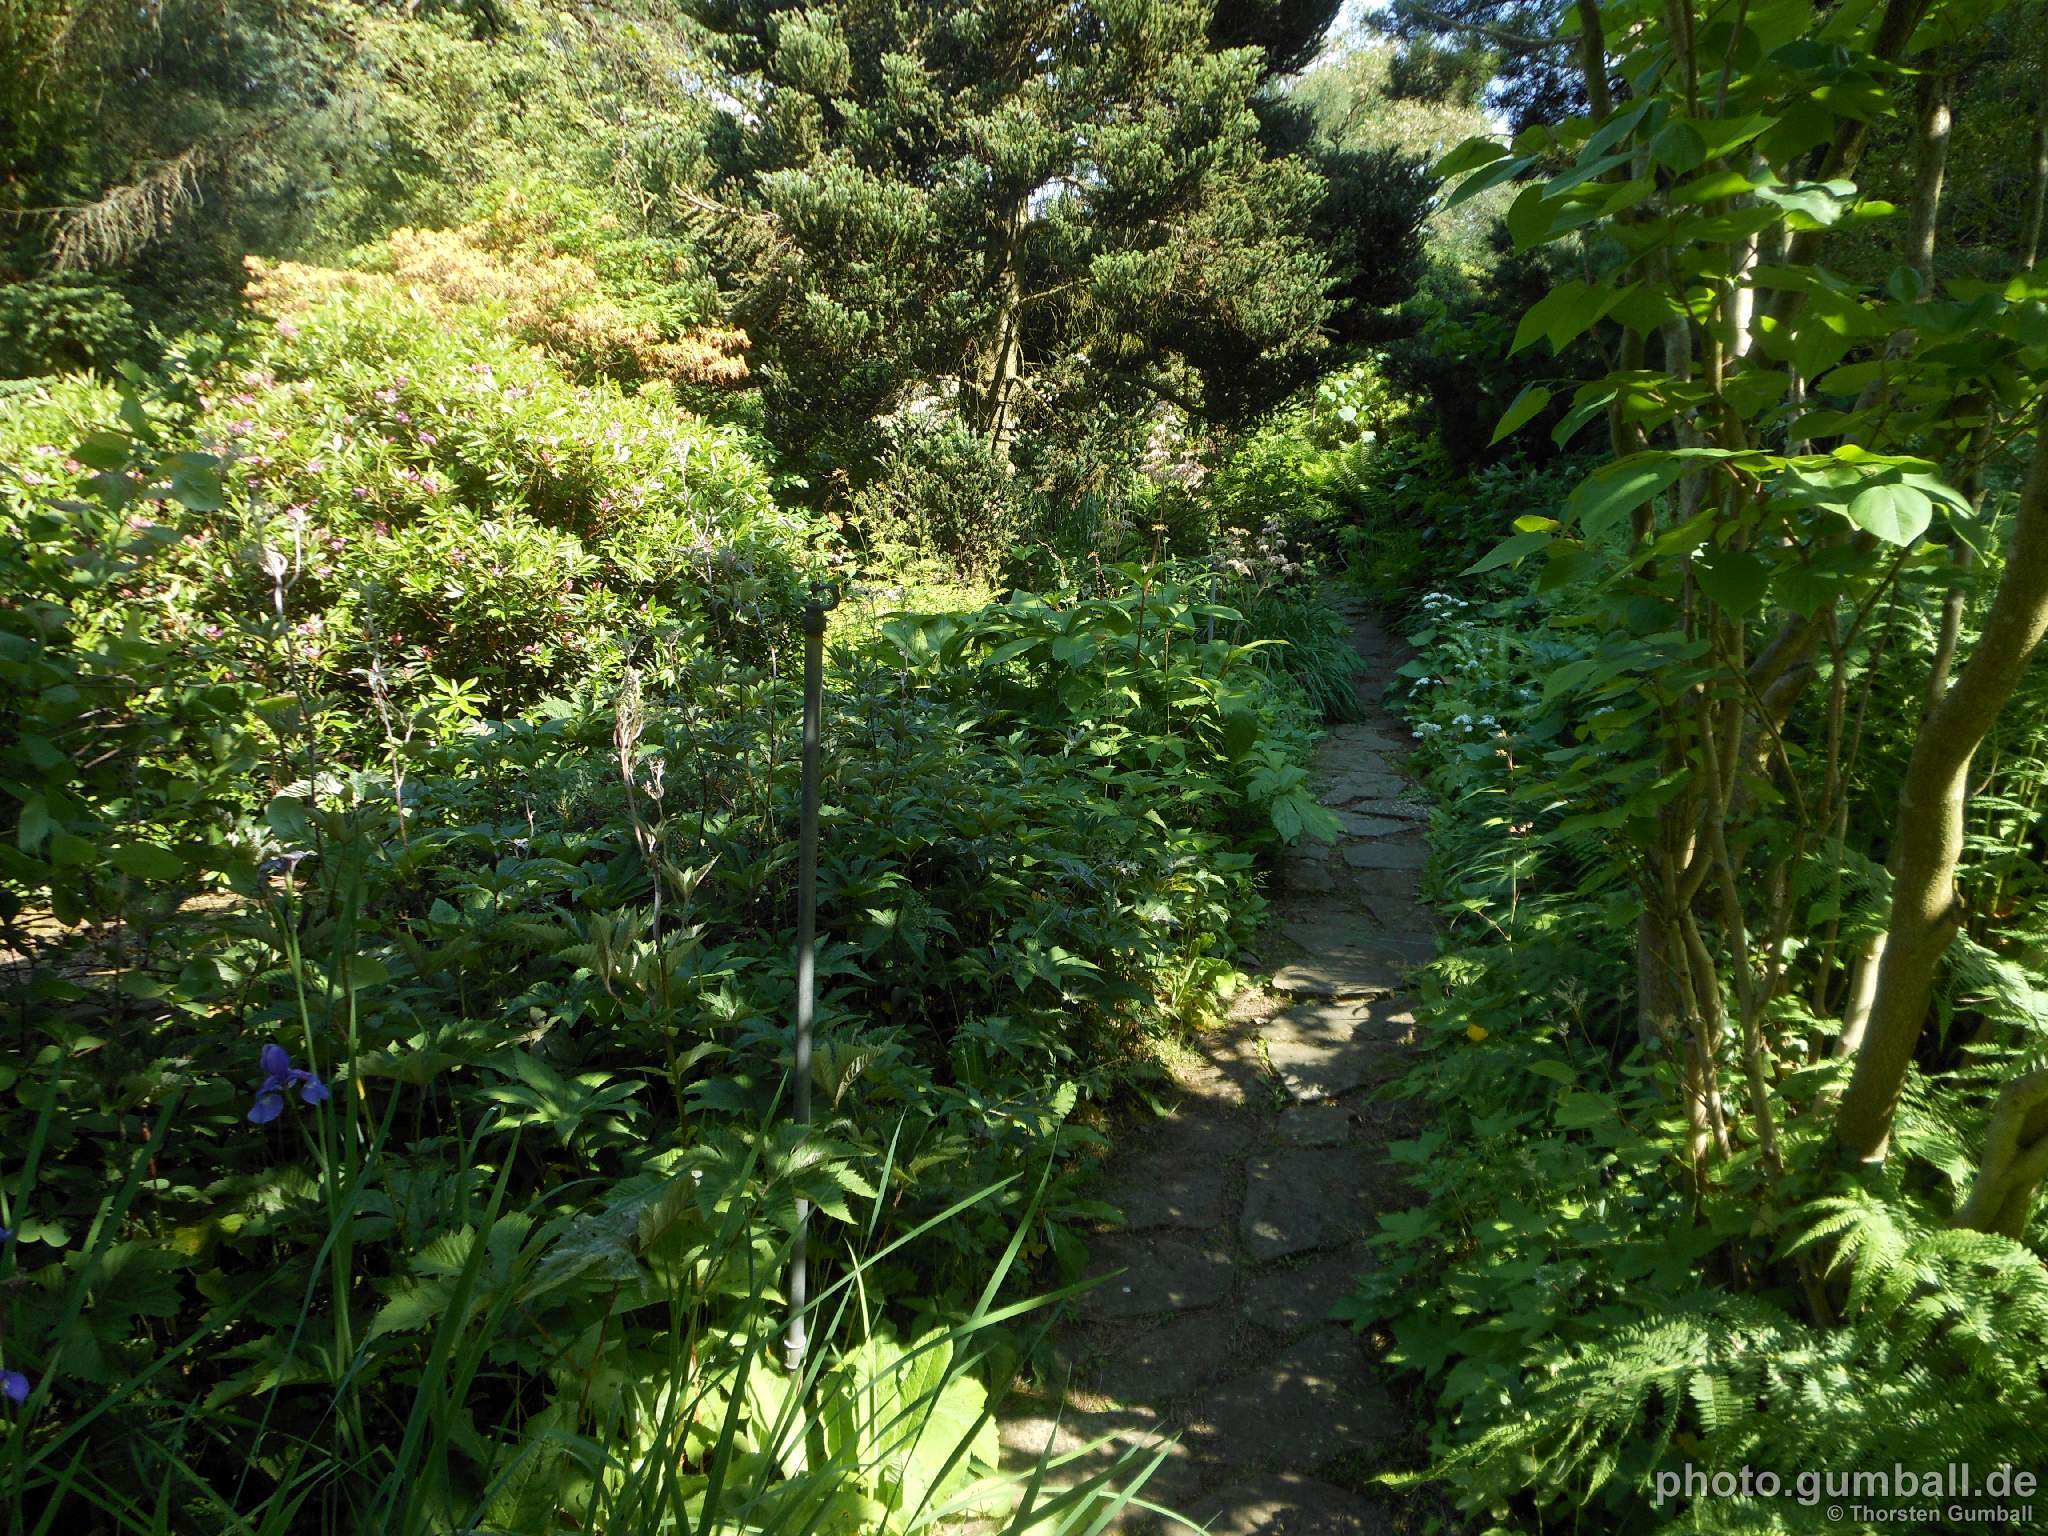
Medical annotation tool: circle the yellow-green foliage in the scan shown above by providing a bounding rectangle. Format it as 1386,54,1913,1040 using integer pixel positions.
252,219,748,390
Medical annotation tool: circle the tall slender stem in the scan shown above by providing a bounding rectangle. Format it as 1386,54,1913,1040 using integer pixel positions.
785,598,826,1378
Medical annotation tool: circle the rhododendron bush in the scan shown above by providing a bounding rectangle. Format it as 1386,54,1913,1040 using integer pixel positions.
4,276,818,718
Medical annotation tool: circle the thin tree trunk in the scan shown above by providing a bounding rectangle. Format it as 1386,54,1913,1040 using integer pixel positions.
2023,6,2048,273
978,196,1027,466
1574,0,1610,120
1953,1066,2048,1236
1836,414,2048,1163
1904,71,1951,282
1834,932,1884,1057
1924,424,1987,713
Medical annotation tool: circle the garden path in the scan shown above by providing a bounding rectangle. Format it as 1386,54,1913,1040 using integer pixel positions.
988,596,1431,1534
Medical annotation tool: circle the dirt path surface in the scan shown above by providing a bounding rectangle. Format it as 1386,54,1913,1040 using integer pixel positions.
990,596,1432,1534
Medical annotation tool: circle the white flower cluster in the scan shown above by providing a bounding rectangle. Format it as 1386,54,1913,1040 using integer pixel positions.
1139,414,1207,489
1418,591,1472,615
1414,711,1506,741
1216,516,1301,580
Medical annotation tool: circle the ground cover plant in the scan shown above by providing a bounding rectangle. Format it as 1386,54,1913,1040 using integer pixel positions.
0,289,1344,1525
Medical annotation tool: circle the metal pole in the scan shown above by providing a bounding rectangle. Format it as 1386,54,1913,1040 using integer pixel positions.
785,591,828,1378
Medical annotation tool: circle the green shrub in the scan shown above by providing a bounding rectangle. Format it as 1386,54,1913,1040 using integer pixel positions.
0,280,820,716
0,276,146,378
852,416,1026,582
353,504,600,696
1345,571,2048,1532
0,394,1319,1527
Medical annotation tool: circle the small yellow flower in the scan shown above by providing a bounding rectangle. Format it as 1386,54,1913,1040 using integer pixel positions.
1465,1024,1490,1043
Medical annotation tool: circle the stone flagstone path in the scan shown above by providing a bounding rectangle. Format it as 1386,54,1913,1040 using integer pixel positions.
985,595,1432,1535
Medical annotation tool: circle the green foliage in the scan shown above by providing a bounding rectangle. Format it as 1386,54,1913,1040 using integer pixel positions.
1352,501,2048,1527
0,276,145,377
1,280,812,714
1379,0,1584,133
0,2,720,346
1286,40,1502,272
852,417,1025,583
0,370,260,934
0,310,1323,1523
1209,357,1412,538
697,0,1356,503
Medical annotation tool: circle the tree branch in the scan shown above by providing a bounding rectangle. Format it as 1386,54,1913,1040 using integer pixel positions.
1399,3,1574,53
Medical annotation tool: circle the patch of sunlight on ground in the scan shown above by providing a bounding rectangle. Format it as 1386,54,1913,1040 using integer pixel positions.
833,555,994,645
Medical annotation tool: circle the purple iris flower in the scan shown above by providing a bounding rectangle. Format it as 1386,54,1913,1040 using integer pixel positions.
0,1372,25,1404
249,1043,330,1124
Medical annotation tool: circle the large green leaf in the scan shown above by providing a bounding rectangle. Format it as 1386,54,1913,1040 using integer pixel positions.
1566,454,1687,539
1464,529,1555,574
1511,282,1628,356
1447,152,1539,210
108,842,185,881
1845,482,1934,545
1692,547,1774,616
1490,385,1553,445
1434,136,1509,178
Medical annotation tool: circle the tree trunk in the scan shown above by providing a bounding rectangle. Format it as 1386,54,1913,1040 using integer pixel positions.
975,196,1027,466
1573,0,1610,120
1904,70,1951,282
2023,6,2048,273
1835,413,2048,1163
1953,1066,2048,1236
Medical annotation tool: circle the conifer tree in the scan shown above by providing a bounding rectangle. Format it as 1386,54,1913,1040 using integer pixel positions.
691,0,1388,490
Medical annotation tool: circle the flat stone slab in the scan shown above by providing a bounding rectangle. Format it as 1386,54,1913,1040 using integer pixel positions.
1187,1329,1404,1467
1315,739,1391,770
1320,768,1410,804
1241,1249,1370,1336
1361,891,1433,932
997,1407,1195,1511
1240,1148,1355,1261
1319,722,1408,755
1277,854,1336,895
1269,954,1403,1000
1333,810,1409,838
1340,839,1428,871
1117,1150,1233,1232
1348,796,1429,823
1305,915,1432,967
1276,1103,1352,1147
1261,1003,1409,1056
1176,1064,1263,1111
1261,1048,1376,1105
1093,1309,1239,1406
1263,1001,1413,1100
1122,1163,1228,1236
1270,913,1416,998
1000,1407,1119,1468
1138,1102,1261,1163
1083,1233,1236,1319
1263,999,1378,1048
